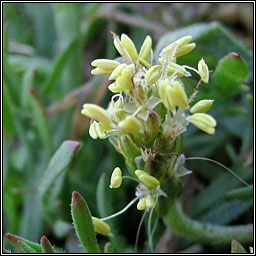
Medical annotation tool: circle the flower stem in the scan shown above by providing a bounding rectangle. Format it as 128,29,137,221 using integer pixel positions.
101,197,139,221
163,200,253,244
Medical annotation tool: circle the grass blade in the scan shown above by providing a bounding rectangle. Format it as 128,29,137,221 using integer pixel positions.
71,191,99,253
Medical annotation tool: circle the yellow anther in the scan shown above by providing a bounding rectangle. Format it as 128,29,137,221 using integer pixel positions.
118,115,142,134
108,82,123,93
145,65,162,85
172,81,189,108
81,104,112,127
175,43,196,57
92,217,111,236
89,121,106,139
198,58,209,83
190,99,214,114
109,63,127,80
137,198,146,211
121,34,138,61
110,167,122,188
145,195,155,209
135,170,160,188
138,35,152,61
190,113,217,135
91,59,120,71
91,67,112,75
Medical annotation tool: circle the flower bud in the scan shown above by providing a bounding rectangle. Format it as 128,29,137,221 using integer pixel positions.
145,65,162,85
81,104,112,127
110,167,122,188
118,115,142,134
137,198,146,210
135,170,160,188
121,34,138,61
145,195,155,208
89,121,107,139
190,99,214,113
190,113,217,135
138,35,152,61
198,58,209,83
92,217,111,236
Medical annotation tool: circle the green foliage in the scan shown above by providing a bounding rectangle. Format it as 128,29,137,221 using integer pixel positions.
3,3,253,254
40,140,80,220
71,191,99,253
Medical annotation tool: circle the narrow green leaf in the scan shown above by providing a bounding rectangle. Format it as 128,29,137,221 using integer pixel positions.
39,141,80,220
39,140,80,210
211,53,250,97
104,242,113,253
40,235,55,253
29,88,52,158
6,233,42,253
18,240,37,253
21,67,37,109
3,88,15,138
42,39,76,96
52,3,83,92
198,199,252,225
226,186,253,201
71,191,99,253
231,240,247,253
190,162,252,217
3,23,20,105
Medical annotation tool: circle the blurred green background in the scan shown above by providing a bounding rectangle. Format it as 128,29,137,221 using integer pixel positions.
3,3,253,253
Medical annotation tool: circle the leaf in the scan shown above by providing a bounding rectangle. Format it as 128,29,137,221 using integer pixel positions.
226,186,253,201
198,199,252,225
29,88,52,158
17,240,37,253
231,240,247,253
21,67,37,109
42,39,76,96
6,233,42,253
71,191,99,253
211,53,250,97
40,235,55,253
190,161,252,217
39,140,80,217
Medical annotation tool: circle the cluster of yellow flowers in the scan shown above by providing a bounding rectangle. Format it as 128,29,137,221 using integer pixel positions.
81,33,217,235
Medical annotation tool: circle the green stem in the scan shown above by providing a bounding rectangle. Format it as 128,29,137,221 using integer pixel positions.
163,200,253,244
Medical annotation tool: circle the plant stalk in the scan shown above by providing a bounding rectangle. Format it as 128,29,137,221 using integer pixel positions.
163,200,253,244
